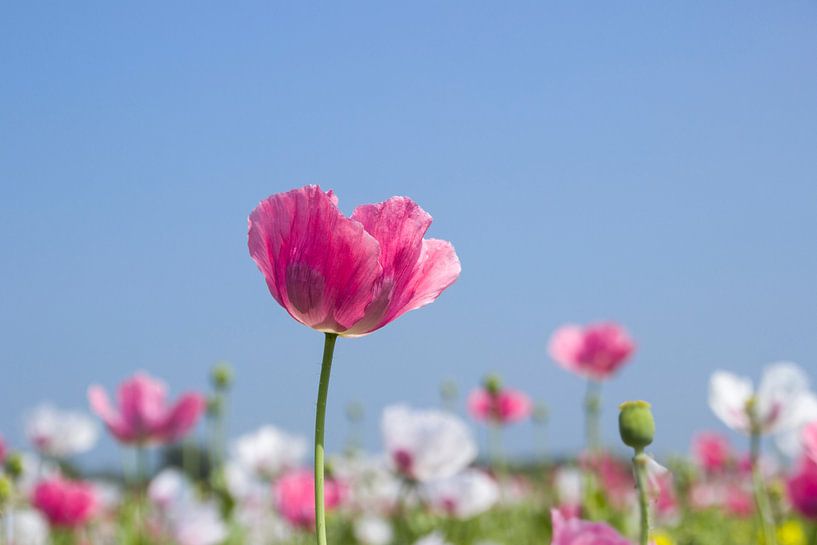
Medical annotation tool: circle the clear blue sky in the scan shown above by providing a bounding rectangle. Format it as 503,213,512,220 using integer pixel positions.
2,2,817,467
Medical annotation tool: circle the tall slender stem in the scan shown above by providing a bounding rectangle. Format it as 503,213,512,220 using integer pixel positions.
750,430,777,545
584,379,601,453
314,333,338,545
632,449,650,545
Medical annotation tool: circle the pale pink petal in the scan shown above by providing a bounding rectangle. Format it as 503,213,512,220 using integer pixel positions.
117,373,168,439
467,390,492,422
158,393,206,443
804,421,817,464
550,509,633,545
88,386,135,443
248,185,383,334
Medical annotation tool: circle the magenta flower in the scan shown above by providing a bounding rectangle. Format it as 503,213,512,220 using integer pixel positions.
274,469,345,530
248,185,461,337
467,387,532,425
550,509,634,545
549,322,635,380
788,457,817,520
0,434,6,465
692,432,732,473
87,372,206,445
33,477,97,528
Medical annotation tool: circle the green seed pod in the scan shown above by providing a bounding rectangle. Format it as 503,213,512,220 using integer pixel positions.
4,453,23,480
483,374,502,396
210,362,234,390
618,400,655,450
0,475,12,507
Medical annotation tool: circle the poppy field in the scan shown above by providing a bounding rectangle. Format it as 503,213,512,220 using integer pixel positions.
1,186,816,545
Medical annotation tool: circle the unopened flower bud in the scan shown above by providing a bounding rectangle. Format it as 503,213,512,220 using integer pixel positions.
211,362,234,390
4,453,23,480
483,374,502,396
618,400,655,450
0,475,12,507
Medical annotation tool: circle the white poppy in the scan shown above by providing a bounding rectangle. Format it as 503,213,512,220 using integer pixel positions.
148,469,226,545
421,468,499,518
709,362,817,440
353,515,393,545
24,404,98,458
381,405,477,482
553,466,583,507
9,509,49,545
230,425,307,478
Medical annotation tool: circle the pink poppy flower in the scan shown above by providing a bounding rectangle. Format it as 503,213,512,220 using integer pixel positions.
88,372,206,445
550,509,633,545
467,387,532,425
274,469,345,530
0,434,6,464
787,457,817,520
248,185,460,337
33,477,97,528
692,432,732,473
548,322,635,380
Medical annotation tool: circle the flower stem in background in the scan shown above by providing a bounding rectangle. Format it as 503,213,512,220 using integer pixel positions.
315,333,338,545
584,380,602,453
748,402,777,545
619,400,656,545
632,449,650,545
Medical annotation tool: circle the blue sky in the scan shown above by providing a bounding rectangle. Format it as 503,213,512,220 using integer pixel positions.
2,2,817,468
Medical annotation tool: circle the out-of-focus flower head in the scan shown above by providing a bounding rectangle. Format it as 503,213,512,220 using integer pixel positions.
787,457,817,520
24,404,98,458
422,468,499,519
381,405,477,483
548,322,635,381
692,432,732,473
467,376,532,425
709,363,817,449
274,469,345,530
353,515,394,545
88,372,206,445
32,476,97,528
550,509,634,545
230,425,308,479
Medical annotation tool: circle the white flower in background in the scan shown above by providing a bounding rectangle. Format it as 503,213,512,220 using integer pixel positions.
10,509,49,545
91,480,122,513
381,405,477,482
709,362,817,446
331,453,401,513
24,404,98,457
422,469,499,518
413,532,453,545
774,395,817,460
148,469,227,545
235,503,292,545
353,515,394,545
231,425,307,478
553,466,583,507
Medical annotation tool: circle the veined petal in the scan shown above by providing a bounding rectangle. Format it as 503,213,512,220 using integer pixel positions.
757,361,811,433
248,186,383,333
709,371,753,432
158,393,206,443
88,386,135,443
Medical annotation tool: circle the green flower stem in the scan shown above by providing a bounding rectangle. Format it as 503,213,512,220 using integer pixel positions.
584,380,601,453
314,333,338,545
750,429,777,545
632,449,650,545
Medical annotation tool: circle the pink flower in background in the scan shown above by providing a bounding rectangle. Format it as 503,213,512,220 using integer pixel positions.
248,186,460,337
88,372,206,445
468,387,532,425
550,509,633,545
33,477,97,528
804,421,817,463
548,322,635,380
692,432,732,472
787,458,817,520
0,434,6,464
724,485,754,518
274,469,345,530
